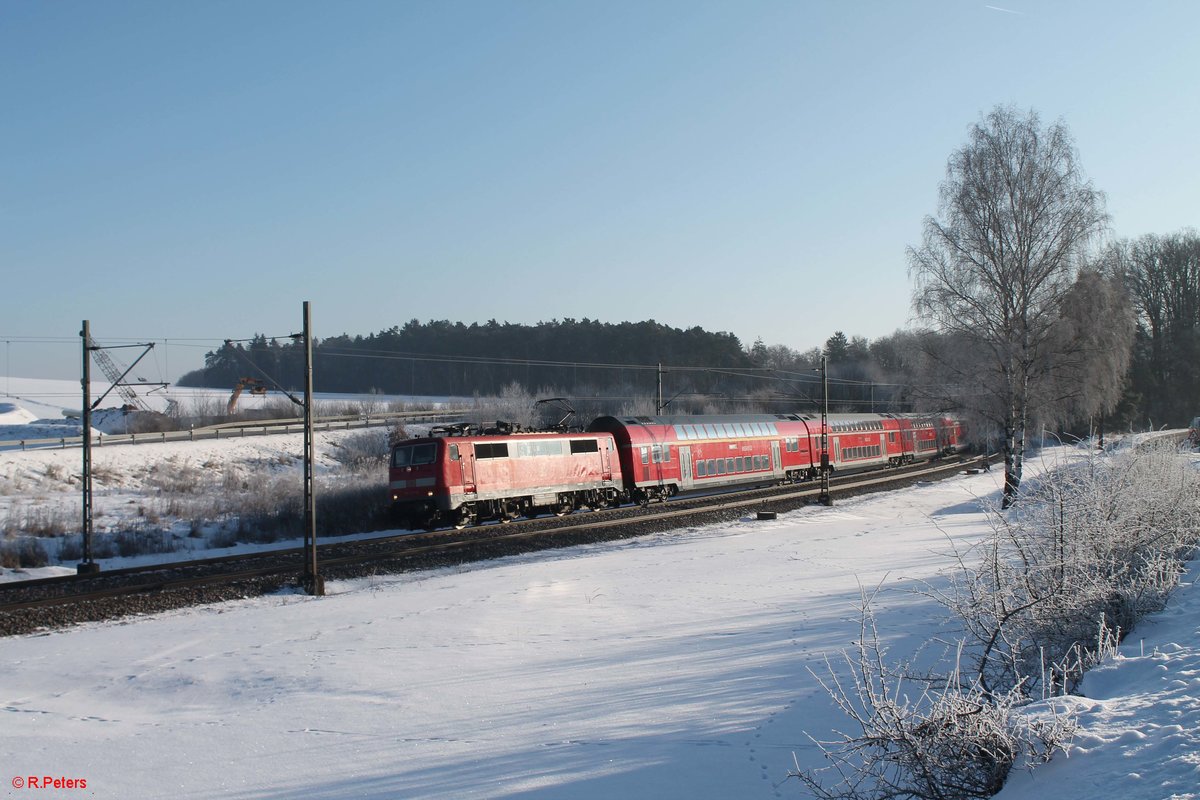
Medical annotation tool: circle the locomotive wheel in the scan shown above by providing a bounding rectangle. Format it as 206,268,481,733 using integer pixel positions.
453,508,476,530
554,500,574,516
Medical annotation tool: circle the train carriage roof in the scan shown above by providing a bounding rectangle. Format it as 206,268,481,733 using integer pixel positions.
589,413,815,430
587,412,927,430
587,413,959,440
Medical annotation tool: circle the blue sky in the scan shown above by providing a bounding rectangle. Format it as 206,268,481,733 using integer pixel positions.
3,0,1198,382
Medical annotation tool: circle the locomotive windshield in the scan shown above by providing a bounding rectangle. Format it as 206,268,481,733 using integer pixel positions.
392,442,437,468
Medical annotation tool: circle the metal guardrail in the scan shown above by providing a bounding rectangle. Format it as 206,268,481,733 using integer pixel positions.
1,410,467,452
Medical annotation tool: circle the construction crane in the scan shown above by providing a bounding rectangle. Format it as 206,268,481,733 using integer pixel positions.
227,377,269,414
86,337,165,412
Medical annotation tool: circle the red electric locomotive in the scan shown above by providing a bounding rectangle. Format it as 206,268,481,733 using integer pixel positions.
389,427,621,529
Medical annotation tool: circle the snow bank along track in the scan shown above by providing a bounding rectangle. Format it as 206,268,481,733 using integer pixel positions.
0,454,991,636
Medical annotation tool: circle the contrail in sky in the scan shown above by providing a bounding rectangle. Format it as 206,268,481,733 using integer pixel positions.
985,5,1024,13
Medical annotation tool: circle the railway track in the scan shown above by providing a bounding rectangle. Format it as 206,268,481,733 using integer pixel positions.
0,454,993,636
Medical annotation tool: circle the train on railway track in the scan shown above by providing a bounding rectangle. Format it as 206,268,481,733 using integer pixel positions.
389,412,966,529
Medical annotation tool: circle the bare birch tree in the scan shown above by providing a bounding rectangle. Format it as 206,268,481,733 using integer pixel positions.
908,106,1107,506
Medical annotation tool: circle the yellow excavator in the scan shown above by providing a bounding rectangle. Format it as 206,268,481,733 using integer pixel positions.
227,377,269,415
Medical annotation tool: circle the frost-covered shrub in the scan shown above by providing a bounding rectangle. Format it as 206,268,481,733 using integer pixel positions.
471,382,543,430
795,443,1198,798
229,477,390,544
329,430,389,468
944,442,1200,695
143,461,209,495
57,533,118,561
387,420,409,446
56,534,83,563
0,536,50,568
315,480,390,535
792,604,1075,800
113,527,177,558
43,463,69,483
0,504,74,538
88,461,121,485
208,527,240,549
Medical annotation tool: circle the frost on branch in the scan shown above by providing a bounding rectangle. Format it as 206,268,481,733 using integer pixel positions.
794,442,1199,798
941,441,1200,697
791,596,1075,800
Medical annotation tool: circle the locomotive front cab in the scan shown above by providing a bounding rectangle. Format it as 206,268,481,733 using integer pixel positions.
389,439,447,527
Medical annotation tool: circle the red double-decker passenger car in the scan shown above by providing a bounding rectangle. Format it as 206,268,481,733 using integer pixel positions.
588,412,965,504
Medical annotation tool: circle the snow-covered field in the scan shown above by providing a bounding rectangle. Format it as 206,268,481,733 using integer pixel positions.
0,379,461,572
3,429,1198,798
0,419,402,573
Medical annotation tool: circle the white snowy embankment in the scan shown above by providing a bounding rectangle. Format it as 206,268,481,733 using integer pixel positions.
1,447,1198,799
996,567,1200,800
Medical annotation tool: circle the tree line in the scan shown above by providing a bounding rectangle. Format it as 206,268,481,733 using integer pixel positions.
179,319,757,405
177,319,921,414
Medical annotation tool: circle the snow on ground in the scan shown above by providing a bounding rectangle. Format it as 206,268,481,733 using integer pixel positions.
0,378,462,574
3,447,1198,799
0,404,36,426
995,568,1200,800
2,380,1197,797
0,423,393,573
0,393,87,444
